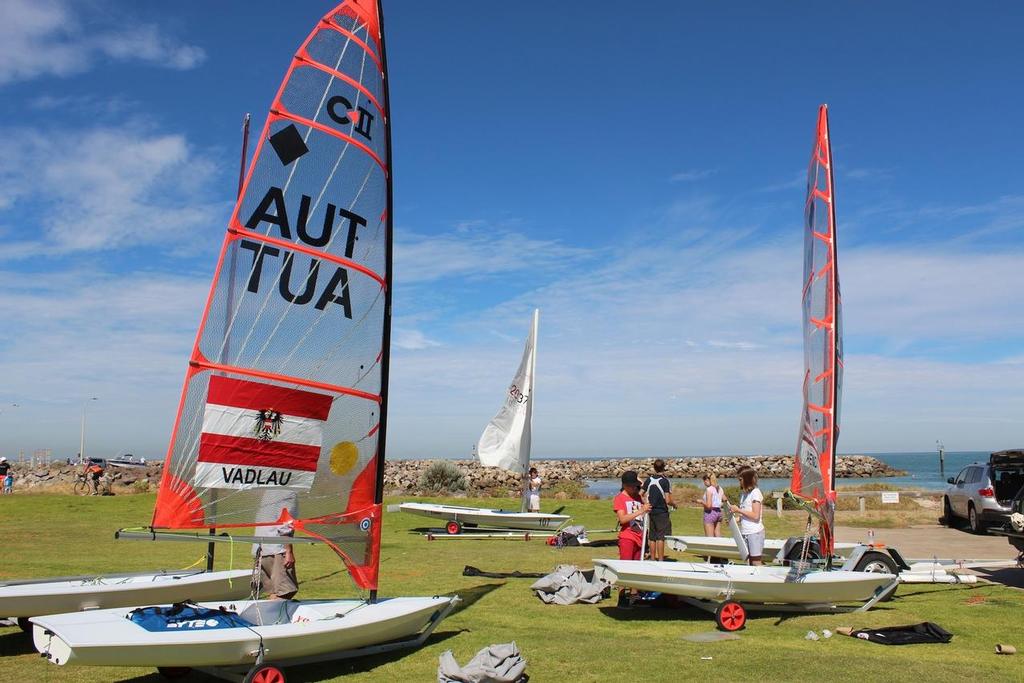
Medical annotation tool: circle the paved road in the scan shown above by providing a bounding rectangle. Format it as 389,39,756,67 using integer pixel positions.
835,524,1016,559
835,524,1022,588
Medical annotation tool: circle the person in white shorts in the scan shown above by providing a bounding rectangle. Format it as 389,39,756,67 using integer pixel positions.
524,467,542,512
730,467,765,565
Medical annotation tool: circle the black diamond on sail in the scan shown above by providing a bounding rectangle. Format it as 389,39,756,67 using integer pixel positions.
269,124,309,166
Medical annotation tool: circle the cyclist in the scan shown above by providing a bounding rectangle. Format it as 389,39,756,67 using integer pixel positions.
84,459,106,495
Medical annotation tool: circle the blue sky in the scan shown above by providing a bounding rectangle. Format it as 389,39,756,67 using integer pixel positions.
0,0,1022,461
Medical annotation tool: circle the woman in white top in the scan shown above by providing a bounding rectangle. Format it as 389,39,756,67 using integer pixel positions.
730,467,765,565
701,473,724,537
524,467,542,512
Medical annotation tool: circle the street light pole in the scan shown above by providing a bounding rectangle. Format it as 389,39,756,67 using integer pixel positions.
79,397,98,463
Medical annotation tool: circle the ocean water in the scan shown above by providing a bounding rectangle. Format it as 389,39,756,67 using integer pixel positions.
584,451,988,498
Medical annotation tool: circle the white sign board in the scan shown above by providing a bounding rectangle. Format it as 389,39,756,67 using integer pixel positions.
881,491,900,504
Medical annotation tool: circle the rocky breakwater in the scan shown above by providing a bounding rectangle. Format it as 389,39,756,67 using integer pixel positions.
6,462,163,494
385,455,903,496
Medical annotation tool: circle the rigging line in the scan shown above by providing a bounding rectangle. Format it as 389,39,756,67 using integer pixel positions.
177,28,366,465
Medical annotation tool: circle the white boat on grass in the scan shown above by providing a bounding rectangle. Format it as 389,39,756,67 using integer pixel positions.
33,3,457,679
666,535,860,562
592,108,903,632
34,596,454,669
0,569,250,625
593,559,894,606
399,502,569,534
401,310,572,535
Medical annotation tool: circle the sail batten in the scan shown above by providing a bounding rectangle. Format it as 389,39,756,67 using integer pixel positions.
154,0,392,592
790,105,842,557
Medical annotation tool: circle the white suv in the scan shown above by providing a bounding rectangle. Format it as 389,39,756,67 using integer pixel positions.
943,450,1024,534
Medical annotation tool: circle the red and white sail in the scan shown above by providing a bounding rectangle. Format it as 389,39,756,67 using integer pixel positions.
790,105,842,556
153,0,392,591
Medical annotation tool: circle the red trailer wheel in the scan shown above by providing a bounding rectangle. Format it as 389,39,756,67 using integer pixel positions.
244,664,286,683
446,520,462,535
715,600,746,631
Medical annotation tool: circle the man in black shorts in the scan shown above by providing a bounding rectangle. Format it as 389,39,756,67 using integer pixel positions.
642,459,676,561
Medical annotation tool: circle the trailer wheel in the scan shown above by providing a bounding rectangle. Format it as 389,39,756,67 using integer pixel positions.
854,551,899,602
445,520,462,535
156,667,193,679
244,664,286,683
715,600,746,631
783,540,823,563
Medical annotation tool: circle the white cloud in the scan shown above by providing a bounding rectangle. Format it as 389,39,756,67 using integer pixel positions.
386,222,1024,458
757,170,805,193
0,268,209,457
392,328,441,351
0,0,205,85
395,223,592,284
0,125,225,255
670,169,717,182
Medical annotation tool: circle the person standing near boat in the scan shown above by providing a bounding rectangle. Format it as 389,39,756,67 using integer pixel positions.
730,468,765,565
524,467,542,513
614,471,650,561
253,491,299,600
0,457,12,494
702,473,724,537
641,459,676,561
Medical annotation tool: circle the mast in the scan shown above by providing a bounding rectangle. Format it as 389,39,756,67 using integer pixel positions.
207,112,253,573
369,0,393,604
822,105,839,494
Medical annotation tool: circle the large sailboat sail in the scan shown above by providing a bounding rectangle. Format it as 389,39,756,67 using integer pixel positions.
790,104,842,558
153,0,393,591
477,309,539,476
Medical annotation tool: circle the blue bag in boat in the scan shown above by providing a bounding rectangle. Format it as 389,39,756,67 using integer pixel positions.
128,603,253,632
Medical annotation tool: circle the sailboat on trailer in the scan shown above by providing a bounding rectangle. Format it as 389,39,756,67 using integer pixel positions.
400,310,570,534
32,2,456,676
593,106,898,630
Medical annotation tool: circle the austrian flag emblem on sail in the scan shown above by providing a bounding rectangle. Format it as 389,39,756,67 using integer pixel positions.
195,376,333,490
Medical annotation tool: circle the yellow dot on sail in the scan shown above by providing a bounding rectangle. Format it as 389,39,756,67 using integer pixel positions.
329,442,359,475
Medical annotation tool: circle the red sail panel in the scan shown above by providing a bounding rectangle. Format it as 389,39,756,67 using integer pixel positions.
790,105,842,556
153,0,391,591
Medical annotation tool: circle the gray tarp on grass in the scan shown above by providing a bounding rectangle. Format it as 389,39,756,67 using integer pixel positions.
530,564,609,605
438,642,528,683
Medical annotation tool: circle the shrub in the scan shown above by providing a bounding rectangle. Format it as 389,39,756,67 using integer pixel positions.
131,479,151,494
419,461,466,493
547,480,587,499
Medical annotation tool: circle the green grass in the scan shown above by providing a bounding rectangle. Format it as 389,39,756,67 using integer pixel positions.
1,494,1021,682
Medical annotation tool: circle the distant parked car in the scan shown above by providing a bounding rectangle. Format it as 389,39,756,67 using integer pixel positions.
943,450,1024,533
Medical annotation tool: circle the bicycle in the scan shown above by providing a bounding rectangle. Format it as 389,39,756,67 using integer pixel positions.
73,473,111,496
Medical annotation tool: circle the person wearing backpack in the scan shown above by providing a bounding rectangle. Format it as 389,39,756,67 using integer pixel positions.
642,459,677,561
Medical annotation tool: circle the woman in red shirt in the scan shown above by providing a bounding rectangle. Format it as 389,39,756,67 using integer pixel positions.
613,470,651,561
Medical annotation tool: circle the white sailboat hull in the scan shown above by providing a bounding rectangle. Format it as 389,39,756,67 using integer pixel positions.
666,536,860,562
0,570,252,619
399,502,568,531
592,560,894,605
33,596,455,668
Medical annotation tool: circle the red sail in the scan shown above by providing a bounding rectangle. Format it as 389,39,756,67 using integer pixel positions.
790,105,842,556
153,0,392,591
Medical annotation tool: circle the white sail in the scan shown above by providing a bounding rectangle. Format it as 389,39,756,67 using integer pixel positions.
477,309,538,474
